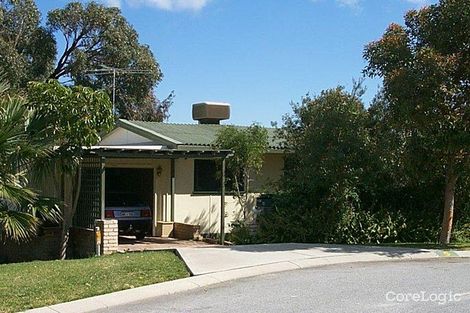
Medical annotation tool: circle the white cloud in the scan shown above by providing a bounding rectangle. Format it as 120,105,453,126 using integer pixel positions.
310,0,362,10
103,0,122,8
127,0,211,11
336,0,361,9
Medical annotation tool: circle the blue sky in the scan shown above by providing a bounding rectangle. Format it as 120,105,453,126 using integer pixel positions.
36,0,437,126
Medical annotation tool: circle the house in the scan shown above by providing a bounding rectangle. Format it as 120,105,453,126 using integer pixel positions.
71,102,284,252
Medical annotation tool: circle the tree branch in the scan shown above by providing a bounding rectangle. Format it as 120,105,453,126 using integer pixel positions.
50,31,86,79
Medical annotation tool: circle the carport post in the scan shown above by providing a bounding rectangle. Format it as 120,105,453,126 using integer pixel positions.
170,158,175,222
220,157,226,245
100,157,106,220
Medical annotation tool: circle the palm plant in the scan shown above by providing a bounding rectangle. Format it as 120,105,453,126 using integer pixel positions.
0,80,61,242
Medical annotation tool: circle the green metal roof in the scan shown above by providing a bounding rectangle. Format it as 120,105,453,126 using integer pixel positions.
117,119,283,150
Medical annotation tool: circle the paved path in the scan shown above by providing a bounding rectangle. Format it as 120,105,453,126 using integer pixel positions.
91,258,470,313
26,244,470,313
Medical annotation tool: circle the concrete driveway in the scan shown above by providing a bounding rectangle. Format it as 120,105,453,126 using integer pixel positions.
177,243,467,275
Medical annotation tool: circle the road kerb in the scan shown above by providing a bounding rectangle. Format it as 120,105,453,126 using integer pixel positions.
24,249,469,313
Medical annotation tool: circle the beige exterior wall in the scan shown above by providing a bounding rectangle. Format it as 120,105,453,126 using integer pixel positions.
252,153,285,192
104,153,284,234
100,127,155,146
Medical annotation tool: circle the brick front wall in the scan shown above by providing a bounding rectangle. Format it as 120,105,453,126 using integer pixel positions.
173,222,202,240
0,227,61,263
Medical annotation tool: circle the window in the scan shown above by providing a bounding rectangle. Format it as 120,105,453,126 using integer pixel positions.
194,160,219,193
193,160,245,193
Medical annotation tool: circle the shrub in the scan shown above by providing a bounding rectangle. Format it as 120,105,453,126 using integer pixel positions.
228,220,258,245
453,202,470,243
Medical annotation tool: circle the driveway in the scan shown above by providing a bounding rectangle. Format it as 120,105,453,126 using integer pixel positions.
176,243,462,275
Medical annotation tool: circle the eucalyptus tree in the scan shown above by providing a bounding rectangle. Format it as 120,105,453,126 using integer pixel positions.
47,1,168,120
364,0,470,244
1,0,170,121
0,0,56,87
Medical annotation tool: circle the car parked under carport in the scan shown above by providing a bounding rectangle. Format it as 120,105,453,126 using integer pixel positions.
105,168,153,239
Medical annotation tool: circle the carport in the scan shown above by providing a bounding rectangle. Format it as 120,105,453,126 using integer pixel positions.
72,146,232,251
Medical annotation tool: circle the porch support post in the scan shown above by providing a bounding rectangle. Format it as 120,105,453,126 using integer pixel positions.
170,158,175,222
100,157,106,220
220,157,226,245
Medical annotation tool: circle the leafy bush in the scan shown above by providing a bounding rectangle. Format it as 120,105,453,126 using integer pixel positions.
332,208,407,244
453,202,470,243
228,220,258,245
453,223,470,243
254,86,465,245
257,189,409,245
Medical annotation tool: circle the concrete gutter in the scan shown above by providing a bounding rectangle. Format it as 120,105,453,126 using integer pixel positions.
24,245,470,313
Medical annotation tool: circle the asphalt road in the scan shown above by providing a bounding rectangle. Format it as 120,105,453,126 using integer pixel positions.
94,259,470,313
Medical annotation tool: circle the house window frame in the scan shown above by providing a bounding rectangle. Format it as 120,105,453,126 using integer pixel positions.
192,159,245,195
193,159,220,194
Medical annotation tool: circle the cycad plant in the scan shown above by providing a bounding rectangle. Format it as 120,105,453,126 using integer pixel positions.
0,80,61,242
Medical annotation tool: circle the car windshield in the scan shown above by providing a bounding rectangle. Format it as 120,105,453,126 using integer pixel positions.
105,193,146,207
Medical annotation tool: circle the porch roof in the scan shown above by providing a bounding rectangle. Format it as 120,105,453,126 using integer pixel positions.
85,145,233,159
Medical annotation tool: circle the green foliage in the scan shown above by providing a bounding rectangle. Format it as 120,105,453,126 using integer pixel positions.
27,80,113,154
47,1,167,121
453,200,470,243
0,79,61,242
214,125,269,191
1,0,170,121
332,207,407,245
364,0,470,243
0,77,113,243
25,80,114,257
258,87,392,244
364,0,470,160
257,85,453,244
278,86,370,199
229,220,258,245
214,124,269,217
0,0,56,87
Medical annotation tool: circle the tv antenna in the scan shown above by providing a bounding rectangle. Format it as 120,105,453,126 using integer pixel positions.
84,65,153,114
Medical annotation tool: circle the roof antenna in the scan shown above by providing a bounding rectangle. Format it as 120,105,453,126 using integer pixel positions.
84,65,153,115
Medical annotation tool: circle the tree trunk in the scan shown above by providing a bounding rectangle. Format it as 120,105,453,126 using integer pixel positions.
59,166,82,260
244,173,250,221
59,171,70,260
439,159,458,245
